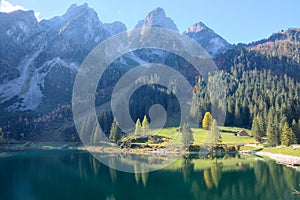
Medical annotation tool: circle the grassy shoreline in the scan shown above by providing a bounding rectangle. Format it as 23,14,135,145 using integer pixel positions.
1,142,299,158
1,127,299,158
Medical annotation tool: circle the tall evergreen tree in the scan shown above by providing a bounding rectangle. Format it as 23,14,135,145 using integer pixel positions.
234,101,243,126
258,112,267,135
189,96,201,126
291,119,299,142
297,119,300,144
109,118,122,143
267,122,279,147
181,123,194,148
251,116,263,142
142,115,149,135
265,108,281,146
134,119,142,135
279,115,287,129
281,122,296,146
205,119,222,145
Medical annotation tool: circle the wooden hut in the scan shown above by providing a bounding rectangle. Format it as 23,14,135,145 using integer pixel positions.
235,129,248,136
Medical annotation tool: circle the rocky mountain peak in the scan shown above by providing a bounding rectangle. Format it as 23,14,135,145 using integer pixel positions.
0,9,39,46
0,9,38,26
184,22,209,33
62,3,101,24
135,7,178,31
184,22,231,57
103,21,127,35
65,3,89,15
148,7,167,19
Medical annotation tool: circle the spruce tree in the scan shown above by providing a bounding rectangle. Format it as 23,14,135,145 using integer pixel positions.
279,115,288,133
109,118,122,143
281,122,290,146
205,119,221,145
202,112,213,130
298,119,300,144
211,119,222,144
251,116,263,142
281,122,297,146
142,115,149,135
181,123,194,148
234,101,242,126
293,119,300,144
134,119,142,135
258,112,267,135
291,127,298,145
267,122,279,147
266,108,280,146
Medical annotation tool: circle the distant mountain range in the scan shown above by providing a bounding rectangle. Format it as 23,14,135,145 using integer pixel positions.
0,3,299,141
0,3,233,113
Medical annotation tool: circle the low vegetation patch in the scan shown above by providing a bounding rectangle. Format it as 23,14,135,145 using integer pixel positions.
262,146,300,157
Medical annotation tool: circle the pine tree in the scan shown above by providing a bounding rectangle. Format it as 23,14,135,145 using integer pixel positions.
292,119,300,144
109,118,122,143
258,112,267,135
297,119,300,144
266,122,279,147
251,116,263,142
205,119,222,145
290,127,297,145
281,122,290,146
134,119,142,135
266,109,281,147
189,95,200,126
234,101,243,126
142,115,149,135
202,112,213,130
279,115,288,132
281,122,297,146
181,123,194,148
211,119,222,144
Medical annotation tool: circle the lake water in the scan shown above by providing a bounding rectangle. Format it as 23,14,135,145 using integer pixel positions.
0,150,299,200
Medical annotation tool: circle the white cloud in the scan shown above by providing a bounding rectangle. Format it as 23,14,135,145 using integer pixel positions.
0,0,41,22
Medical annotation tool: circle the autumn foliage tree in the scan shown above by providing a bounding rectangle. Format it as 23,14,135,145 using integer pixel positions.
202,112,213,130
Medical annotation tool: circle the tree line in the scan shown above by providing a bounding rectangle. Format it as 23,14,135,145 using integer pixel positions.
190,68,300,146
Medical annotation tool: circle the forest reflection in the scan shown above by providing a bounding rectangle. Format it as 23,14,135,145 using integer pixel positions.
0,150,299,200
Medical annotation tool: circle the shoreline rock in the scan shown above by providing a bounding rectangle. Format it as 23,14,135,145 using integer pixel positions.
256,151,300,167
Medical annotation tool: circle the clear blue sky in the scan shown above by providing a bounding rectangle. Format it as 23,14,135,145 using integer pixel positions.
2,0,300,44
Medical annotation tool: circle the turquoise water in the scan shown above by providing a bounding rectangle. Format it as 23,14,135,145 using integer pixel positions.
0,150,299,200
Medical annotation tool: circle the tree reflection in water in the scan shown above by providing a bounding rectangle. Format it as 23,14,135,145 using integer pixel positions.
0,151,299,200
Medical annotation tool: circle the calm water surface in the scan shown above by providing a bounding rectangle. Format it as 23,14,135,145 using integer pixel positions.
0,150,299,200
